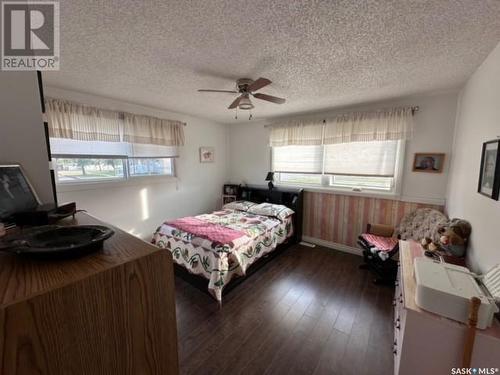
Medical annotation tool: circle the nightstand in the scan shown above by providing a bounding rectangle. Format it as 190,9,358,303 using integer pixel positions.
222,194,237,205
222,184,240,207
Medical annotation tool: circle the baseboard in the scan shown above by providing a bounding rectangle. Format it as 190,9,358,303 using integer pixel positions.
302,236,362,256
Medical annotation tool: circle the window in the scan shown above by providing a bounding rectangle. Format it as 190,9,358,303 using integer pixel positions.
50,138,176,184
128,158,174,177
272,140,404,192
45,98,185,185
54,158,125,182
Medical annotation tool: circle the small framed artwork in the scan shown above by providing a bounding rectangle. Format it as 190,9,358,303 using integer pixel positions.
199,147,215,163
478,139,500,200
412,153,445,173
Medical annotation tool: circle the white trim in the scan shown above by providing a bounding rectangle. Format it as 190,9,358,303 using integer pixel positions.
273,183,445,206
281,183,399,198
399,195,445,206
393,139,406,196
302,235,362,256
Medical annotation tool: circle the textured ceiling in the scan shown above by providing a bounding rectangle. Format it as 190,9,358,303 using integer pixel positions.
44,0,500,124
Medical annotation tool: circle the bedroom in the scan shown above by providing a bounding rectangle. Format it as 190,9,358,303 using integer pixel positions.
0,1,499,374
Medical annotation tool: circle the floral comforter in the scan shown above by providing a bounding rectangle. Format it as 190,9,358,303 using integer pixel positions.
151,209,294,302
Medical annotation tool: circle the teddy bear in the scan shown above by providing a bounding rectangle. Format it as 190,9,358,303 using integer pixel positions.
421,218,472,258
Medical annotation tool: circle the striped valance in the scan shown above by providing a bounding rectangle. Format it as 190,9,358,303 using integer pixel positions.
269,106,414,147
324,107,414,144
269,119,324,147
123,113,185,146
45,98,121,142
45,98,185,146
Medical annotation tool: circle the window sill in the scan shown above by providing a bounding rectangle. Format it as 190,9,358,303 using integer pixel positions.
275,182,400,200
56,175,178,193
275,183,445,205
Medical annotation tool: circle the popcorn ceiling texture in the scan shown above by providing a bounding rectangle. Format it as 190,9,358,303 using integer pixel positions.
44,0,500,124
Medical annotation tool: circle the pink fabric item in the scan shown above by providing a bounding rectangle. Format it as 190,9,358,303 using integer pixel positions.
361,233,398,252
167,217,246,245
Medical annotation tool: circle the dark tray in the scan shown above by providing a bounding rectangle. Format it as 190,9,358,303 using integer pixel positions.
0,225,114,259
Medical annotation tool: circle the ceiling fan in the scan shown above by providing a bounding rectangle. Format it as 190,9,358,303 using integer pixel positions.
198,78,286,110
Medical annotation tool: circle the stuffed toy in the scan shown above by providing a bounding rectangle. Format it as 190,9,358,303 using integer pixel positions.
421,219,472,257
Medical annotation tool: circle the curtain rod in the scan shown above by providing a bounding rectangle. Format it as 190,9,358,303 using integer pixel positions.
264,105,419,128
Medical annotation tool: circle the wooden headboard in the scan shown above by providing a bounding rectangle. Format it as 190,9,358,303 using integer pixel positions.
237,185,304,243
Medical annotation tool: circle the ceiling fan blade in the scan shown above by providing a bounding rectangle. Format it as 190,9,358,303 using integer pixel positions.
228,95,243,109
247,77,271,92
253,93,286,104
198,89,238,93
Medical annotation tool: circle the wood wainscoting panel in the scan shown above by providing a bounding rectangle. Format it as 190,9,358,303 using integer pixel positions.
303,192,444,248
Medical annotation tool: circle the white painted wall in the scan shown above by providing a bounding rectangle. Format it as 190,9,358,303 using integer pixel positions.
228,92,458,205
0,72,54,204
46,87,228,240
446,43,500,273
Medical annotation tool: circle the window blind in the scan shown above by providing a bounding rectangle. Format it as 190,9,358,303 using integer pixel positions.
272,145,323,173
49,138,178,158
323,140,398,177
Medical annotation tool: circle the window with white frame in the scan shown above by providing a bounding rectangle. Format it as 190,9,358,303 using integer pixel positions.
270,107,414,192
50,138,176,183
46,98,184,184
272,140,403,191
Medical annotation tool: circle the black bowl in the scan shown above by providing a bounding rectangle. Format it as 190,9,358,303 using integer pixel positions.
1,225,114,259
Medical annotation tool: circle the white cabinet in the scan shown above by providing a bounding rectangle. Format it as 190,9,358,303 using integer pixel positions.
394,241,500,375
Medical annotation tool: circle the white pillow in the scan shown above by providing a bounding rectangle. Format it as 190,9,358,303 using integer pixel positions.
222,200,257,211
247,203,294,221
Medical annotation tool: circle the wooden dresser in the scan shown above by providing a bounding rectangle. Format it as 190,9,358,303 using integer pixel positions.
0,213,179,375
394,240,500,374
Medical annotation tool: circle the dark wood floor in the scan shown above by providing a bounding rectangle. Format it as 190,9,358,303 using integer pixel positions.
175,245,394,375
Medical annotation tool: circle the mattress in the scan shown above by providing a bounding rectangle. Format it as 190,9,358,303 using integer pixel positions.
152,209,294,302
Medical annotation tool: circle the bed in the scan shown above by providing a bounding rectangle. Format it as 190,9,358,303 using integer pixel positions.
152,186,303,302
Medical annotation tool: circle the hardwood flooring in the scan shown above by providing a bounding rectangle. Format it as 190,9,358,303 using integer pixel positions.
175,244,394,375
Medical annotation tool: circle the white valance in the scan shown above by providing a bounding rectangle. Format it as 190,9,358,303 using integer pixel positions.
123,113,185,146
269,107,414,146
269,119,324,147
46,98,185,147
46,98,121,142
324,107,414,144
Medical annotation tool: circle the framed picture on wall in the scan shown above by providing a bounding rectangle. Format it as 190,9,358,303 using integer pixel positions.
478,139,500,200
199,147,215,163
412,153,445,173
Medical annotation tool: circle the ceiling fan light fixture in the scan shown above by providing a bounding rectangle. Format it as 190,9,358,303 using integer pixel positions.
238,96,254,110
198,77,285,112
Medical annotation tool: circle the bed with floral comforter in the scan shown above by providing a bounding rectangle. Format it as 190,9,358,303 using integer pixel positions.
151,204,294,302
